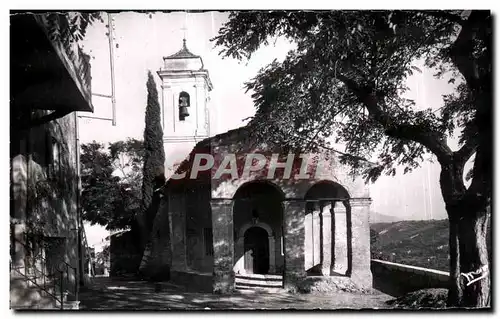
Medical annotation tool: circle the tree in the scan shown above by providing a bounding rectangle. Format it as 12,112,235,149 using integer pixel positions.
80,139,144,231
95,244,110,272
109,138,145,206
138,71,166,251
213,10,491,307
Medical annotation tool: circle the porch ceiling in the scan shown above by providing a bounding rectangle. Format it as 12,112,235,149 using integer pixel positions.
10,14,93,113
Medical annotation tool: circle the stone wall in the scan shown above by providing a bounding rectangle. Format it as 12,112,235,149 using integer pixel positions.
12,113,79,237
11,112,81,270
371,259,450,297
207,128,370,200
185,187,213,273
10,112,85,307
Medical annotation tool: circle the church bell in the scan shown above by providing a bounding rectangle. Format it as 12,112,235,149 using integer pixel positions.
179,105,189,118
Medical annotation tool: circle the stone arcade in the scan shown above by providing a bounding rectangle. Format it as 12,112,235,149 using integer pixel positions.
145,41,373,293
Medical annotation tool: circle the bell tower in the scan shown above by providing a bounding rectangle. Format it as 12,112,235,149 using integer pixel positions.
157,39,213,177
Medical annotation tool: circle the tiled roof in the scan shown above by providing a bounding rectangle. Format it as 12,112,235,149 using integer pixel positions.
164,39,200,60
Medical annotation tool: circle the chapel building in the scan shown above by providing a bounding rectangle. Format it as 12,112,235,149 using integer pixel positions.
147,41,373,293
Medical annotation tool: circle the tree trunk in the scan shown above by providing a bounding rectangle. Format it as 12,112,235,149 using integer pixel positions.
447,215,462,306
446,199,490,308
440,157,491,308
457,205,490,307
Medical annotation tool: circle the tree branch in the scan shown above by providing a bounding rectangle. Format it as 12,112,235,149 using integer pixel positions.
424,10,467,26
335,72,454,164
449,11,490,92
454,139,477,165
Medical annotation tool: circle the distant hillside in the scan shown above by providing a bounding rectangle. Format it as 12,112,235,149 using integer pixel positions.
369,212,403,224
371,219,491,272
371,219,450,271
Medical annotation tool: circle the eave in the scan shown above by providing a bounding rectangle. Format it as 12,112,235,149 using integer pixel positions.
10,13,94,114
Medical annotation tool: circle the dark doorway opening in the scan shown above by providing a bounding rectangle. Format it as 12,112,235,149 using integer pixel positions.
244,227,269,274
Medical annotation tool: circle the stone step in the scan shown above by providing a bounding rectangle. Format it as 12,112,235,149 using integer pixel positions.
235,274,283,280
235,274,284,291
235,285,285,293
235,278,283,287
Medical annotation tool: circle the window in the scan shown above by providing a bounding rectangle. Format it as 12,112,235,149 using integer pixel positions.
52,138,60,177
203,228,213,256
47,136,62,180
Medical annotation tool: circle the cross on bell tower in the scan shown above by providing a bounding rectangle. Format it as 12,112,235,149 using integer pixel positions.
181,25,188,42
181,11,189,45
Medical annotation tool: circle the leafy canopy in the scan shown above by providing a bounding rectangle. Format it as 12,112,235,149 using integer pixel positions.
213,11,489,183
81,139,144,231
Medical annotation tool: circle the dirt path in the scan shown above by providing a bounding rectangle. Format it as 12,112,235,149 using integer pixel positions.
79,277,393,310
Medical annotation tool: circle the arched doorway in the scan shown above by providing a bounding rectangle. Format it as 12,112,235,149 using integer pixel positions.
233,180,284,275
243,226,269,274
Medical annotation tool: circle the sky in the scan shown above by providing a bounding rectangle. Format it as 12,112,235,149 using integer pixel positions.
79,11,464,249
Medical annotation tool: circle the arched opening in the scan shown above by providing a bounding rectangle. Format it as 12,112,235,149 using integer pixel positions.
304,180,351,277
233,180,284,275
178,91,190,121
243,226,270,274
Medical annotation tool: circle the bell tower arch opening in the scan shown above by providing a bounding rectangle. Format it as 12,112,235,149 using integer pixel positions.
178,91,190,121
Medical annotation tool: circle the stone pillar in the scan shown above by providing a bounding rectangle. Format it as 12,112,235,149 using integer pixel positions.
312,204,321,267
348,198,372,289
170,194,187,271
268,236,276,274
283,200,306,291
210,199,234,294
304,206,313,270
321,202,332,276
332,202,348,275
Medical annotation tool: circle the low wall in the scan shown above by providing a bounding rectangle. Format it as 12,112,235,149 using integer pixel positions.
371,259,450,297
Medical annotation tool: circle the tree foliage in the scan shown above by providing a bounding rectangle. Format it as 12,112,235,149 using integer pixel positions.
80,139,144,231
46,12,103,44
213,10,492,307
213,11,490,184
139,71,166,238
